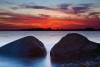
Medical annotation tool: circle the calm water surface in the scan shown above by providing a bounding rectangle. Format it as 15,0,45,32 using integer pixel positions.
0,31,100,67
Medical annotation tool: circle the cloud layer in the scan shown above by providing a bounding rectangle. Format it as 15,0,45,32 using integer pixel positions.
0,1,100,30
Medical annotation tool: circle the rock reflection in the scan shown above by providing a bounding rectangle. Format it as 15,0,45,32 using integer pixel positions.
0,55,46,67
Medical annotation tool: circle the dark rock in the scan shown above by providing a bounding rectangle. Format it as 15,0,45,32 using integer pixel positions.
0,36,46,57
50,33,100,63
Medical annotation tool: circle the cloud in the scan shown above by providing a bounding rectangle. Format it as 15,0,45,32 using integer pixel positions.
0,12,56,30
2,3,100,21
58,4,92,14
81,4,93,7
11,4,56,11
58,3,71,10
39,14,51,18
86,12,100,19
89,12,100,15
0,12,26,22
10,3,92,14
0,12,16,16
0,24,15,30
73,4,93,13
1,1,100,30
72,6,89,13
61,18,100,29
0,11,100,30
1,0,100,19
25,5,49,9
9,3,100,19
0,12,40,23
0,0,14,5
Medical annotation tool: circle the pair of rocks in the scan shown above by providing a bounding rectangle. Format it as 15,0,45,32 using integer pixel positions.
0,33,100,63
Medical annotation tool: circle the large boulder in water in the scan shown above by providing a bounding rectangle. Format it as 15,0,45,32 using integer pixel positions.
0,36,46,57
50,33,100,63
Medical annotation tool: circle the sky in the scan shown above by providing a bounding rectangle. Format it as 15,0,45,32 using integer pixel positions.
0,0,100,30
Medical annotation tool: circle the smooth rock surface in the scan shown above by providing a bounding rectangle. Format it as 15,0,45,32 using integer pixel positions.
0,36,46,57
50,33,100,63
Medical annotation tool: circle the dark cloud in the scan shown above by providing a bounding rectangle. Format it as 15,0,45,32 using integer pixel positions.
0,23,19,30
11,7,19,10
62,18,100,29
80,4,93,7
57,3,94,14
10,3,92,14
72,6,89,13
39,14,51,18
26,5,45,9
0,12,19,19
0,12,50,23
21,4,56,10
89,12,100,15
11,5,56,11
0,12,12,15
0,9,7,12
58,4,71,10
10,3,100,20
74,4,93,13
87,12,100,19
18,4,82,14
0,0,14,4
0,12,44,30
0,12,27,22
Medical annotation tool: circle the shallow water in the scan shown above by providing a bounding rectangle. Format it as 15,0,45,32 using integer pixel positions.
0,31,100,67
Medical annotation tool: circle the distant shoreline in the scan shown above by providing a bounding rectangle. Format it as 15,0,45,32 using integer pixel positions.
0,28,100,31
0,30,100,31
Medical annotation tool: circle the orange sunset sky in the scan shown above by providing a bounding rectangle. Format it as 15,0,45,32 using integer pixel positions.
0,0,100,30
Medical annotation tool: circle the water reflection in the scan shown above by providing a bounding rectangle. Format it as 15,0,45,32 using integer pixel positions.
0,55,47,67
0,54,70,67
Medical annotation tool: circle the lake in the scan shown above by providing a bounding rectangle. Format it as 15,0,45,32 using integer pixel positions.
0,31,100,67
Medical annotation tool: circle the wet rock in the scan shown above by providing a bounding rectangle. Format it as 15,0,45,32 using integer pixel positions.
50,33,100,63
0,36,46,57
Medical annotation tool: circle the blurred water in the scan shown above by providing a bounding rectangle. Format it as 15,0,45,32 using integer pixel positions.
0,31,100,67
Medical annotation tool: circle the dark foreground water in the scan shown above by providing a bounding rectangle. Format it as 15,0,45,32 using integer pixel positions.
0,31,100,67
